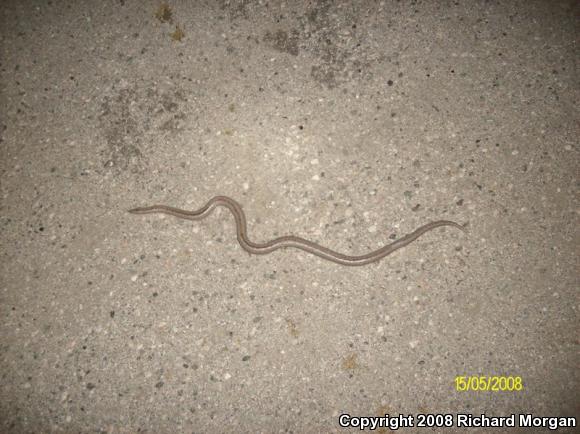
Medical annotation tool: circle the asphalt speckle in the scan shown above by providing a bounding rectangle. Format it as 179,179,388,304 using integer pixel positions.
0,0,577,432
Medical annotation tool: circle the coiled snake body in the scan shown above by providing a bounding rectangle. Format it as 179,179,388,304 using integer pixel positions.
129,195,465,266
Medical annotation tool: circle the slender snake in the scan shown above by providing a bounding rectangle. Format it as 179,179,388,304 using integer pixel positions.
128,195,466,266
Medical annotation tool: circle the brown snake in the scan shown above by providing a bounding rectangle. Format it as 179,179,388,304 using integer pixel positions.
128,195,466,266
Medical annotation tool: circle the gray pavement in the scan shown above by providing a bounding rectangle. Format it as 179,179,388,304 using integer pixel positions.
0,1,578,432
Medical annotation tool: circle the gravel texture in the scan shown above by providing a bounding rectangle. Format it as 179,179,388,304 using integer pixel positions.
0,1,578,433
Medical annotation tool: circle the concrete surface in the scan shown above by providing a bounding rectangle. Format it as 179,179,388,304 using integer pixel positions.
1,0,578,432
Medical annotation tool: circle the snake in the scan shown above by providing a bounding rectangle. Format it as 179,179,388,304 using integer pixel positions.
128,195,466,266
